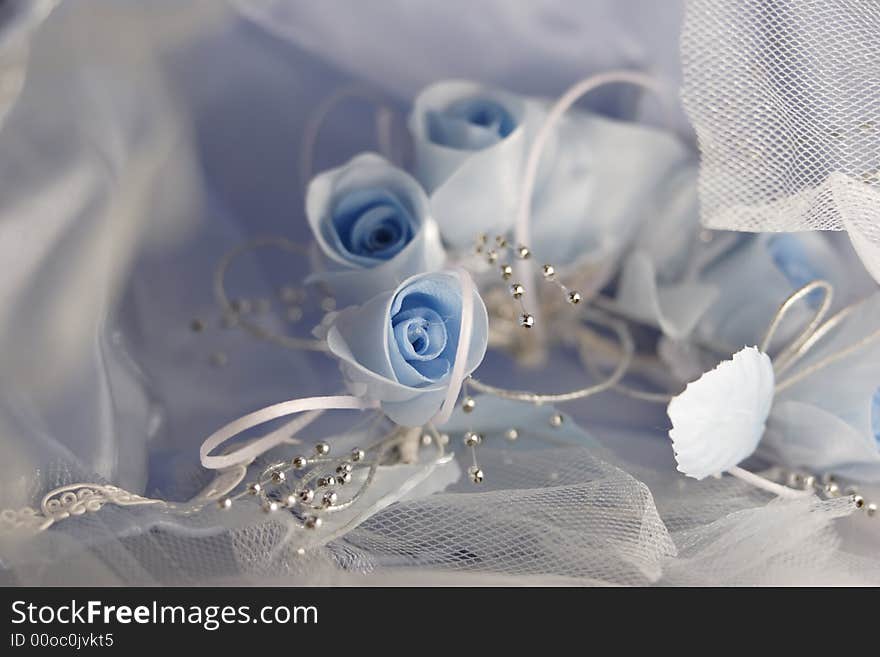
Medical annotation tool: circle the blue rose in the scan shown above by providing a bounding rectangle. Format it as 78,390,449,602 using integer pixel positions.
306,153,445,306
325,270,488,427
408,80,528,248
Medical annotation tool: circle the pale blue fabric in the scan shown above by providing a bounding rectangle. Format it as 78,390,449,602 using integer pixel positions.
306,153,445,307
762,292,880,481
408,80,697,281
326,271,488,426
872,388,880,445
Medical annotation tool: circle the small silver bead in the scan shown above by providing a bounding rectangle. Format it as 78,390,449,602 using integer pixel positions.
486,249,499,264
297,488,315,504
218,497,232,510
824,482,840,496
304,516,322,530
463,431,482,447
517,245,531,259
338,471,352,485
851,494,865,509
821,473,836,484
322,491,338,507
292,455,308,470
542,264,556,279
462,397,476,413
468,466,484,484
263,500,279,513
296,547,306,556
787,472,803,487
549,413,564,428
351,448,365,462
519,313,535,329
247,482,262,495
802,475,816,489
495,235,507,248
477,233,488,244
315,442,331,456
336,462,353,475
567,291,582,305
285,493,298,507
500,264,513,280
317,475,337,488
867,503,877,517
510,283,525,299
271,470,286,484
505,428,519,441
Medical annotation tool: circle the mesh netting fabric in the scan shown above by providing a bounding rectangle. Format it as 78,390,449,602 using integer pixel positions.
680,0,880,282
4,440,879,586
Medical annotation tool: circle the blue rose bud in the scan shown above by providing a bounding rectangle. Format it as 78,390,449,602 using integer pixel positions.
325,270,488,427
306,153,444,306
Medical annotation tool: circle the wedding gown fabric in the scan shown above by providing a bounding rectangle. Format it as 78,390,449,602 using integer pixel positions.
1,1,879,586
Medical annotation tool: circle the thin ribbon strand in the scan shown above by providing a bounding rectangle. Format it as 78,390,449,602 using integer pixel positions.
200,395,378,470
430,267,476,425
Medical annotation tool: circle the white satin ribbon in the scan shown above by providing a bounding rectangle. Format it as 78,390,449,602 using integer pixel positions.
200,395,378,470
430,267,475,426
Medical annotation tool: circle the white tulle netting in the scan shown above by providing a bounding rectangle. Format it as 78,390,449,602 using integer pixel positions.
4,440,879,587
681,0,880,282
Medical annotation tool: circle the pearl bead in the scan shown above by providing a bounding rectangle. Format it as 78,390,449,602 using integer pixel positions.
549,413,564,428
510,283,525,299
505,428,519,441
438,433,450,446
867,503,877,517
542,264,555,279
462,397,476,413
218,497,232,510
315,442,331,456
292,456,308,470
500,264,513,280
322,491,338,507
263,501,279,513
567,291,582,305
519,313,535,329
421,433,433,446
463,431,482,447
517,245,531,259
351,448,365,462
468,466,484,484
304,516,322,530
824,482,840,496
